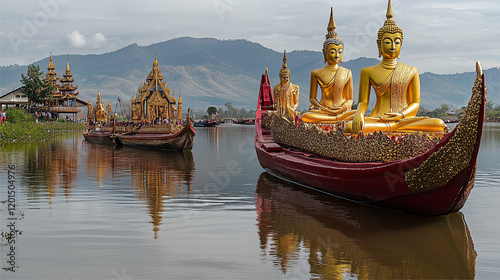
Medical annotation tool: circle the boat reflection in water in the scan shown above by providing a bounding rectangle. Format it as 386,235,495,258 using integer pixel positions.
255,172,476,280
85,143,195,239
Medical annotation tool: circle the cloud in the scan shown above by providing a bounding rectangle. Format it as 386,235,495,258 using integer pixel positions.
66,30,86,48
65,31,107,49
91,33,107,48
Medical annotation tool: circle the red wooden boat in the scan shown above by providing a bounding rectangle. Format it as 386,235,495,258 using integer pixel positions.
112,115,196,151
254,62,487,216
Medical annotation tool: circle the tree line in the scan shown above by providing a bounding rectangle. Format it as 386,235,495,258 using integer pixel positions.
193,102,256,120
418,102,500,120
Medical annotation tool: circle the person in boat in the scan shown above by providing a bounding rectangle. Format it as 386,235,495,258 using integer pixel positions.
273,51,299,121
301,8,354,124
345,0,446,134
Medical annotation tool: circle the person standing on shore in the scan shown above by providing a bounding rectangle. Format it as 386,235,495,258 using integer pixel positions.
0,110,6,125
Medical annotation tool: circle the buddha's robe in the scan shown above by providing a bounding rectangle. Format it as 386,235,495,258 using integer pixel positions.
302,66,354,123
273,82,299,120
348,62,445,133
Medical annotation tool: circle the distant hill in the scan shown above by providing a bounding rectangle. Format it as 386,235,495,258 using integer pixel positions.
1,37,498,110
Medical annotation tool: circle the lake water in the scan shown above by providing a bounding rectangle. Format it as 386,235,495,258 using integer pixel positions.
1,123,499,280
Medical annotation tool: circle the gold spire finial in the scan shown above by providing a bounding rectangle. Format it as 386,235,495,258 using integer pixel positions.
386,0,393,20
48,52,55,72
325,7,339,40
153,51,159,67
283,50,287,68
279,50,290,77
327,7,336,33
66,59,70,73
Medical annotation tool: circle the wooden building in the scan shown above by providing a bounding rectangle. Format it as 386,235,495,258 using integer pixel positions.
0,87,29,110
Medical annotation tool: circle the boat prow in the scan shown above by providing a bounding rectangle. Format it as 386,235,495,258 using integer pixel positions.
254,62,487,216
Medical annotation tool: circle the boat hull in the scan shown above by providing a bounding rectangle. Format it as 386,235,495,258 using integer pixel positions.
83,130,114,145
114,121,195,152
255,143,476,216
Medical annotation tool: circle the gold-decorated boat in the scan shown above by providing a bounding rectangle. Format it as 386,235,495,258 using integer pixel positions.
254,1,486,216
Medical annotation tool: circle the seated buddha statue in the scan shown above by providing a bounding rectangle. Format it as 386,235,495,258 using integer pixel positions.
302,8,354,124
344,0,445,134
273,51,299,121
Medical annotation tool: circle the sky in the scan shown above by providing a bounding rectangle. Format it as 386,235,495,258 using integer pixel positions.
1,0,499,74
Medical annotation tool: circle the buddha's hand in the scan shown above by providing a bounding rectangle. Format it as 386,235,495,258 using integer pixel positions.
351,113,364,134
323,107,343,115
380,113,403,122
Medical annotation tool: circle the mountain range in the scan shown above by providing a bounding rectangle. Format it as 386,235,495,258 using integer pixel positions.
1,37,498,111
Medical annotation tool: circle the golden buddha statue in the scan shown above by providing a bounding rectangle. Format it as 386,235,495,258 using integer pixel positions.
345,0,446,134
273,51,299,121
301,8,354,124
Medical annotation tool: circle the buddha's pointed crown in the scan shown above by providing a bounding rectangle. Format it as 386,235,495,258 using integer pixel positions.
279,50,290,77
325,7,338,41
322,7,344,58
377,0,404,44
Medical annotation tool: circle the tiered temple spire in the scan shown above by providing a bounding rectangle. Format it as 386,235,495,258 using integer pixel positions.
131,54,183,122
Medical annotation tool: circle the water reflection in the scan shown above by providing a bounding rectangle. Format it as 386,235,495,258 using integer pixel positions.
85,143,195,238
1,133,196,240
0,134,81,204
255,172,477,279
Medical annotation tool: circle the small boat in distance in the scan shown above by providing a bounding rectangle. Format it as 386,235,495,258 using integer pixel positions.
233,119,255,125
194,120,219,127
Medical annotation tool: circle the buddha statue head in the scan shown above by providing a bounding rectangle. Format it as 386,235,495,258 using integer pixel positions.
323,7,344,64
279,51,291,85
377,0,404,58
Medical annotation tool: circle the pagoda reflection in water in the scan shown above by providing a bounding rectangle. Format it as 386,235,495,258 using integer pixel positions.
86,143,195,239
255,173,476,280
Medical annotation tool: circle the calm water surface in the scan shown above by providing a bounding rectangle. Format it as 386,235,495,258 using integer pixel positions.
1,123,499,279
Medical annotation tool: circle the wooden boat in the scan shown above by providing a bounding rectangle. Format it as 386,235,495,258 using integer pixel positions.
194,120,219,127
234,119,255,125
83,129,114,145
112,114,196,152
254,62,487,216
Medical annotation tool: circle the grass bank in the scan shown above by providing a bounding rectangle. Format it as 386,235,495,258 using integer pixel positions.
0,109,86,143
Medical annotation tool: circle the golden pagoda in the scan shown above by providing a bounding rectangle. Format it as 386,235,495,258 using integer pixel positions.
88,90,111,122
44,55,88,119
131,53,182,122
44,52,59,88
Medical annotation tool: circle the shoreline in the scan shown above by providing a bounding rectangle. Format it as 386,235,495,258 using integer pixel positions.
0,121,86,143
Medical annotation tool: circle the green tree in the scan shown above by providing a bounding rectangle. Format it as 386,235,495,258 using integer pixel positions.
225,102,238,118
218,107,224,116
20,64,56,112
207,106,217,116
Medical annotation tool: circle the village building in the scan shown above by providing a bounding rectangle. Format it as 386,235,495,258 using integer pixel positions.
0,87,29,110
131,54,182,122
